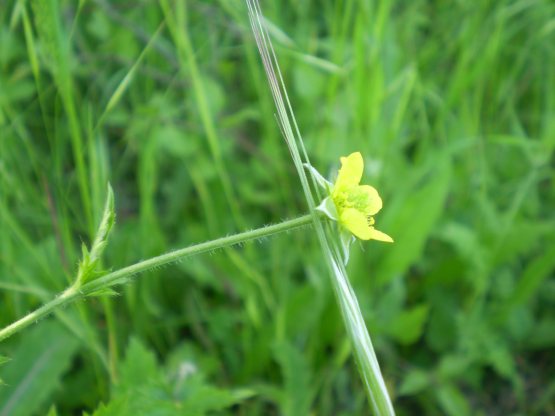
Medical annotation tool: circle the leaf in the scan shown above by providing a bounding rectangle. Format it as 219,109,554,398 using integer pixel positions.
283,285,324,338
31,0,71,97
437,355,472,380
386,304,430,345
273,341,314,416
526,317,555,350
376,157,451,285
103,24,164,116
90,339,253,416
507,242,555,308
0,321,79,416
115,338,161,396
181,386,254,414
486,344,516,381
436,384,471,416
46,406,58,416
89,399,127,416
398,369,431,396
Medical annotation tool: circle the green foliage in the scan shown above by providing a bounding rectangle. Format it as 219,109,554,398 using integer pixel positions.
1,0,554,414
0,322,79,416
385,304,429,346
46,407,59,416
88,338,253,416
273,341,314,416
75,185,115,287
0,357,9,386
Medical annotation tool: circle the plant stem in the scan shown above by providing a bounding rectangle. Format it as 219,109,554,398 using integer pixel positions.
0,214,314,343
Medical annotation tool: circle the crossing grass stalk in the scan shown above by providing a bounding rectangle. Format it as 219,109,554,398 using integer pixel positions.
245,0,395,414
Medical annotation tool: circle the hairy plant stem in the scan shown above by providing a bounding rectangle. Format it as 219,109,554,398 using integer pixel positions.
0,214,315,343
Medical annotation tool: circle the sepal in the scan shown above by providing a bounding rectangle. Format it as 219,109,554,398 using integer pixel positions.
316,196,338,221
304,163,332,192
86,287,119,297
75,184,116,287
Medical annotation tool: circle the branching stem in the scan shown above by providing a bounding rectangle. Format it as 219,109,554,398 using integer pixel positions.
0,214,315,343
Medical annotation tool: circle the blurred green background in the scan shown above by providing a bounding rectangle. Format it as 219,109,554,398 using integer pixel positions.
1,0,554,415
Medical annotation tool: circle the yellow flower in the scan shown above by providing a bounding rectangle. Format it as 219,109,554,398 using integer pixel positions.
306,151,393,263
331,152,393,242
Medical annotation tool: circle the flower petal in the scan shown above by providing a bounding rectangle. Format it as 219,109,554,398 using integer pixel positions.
340,208,372,240
370,228,394,243
335,152,363,190
358,185,383,215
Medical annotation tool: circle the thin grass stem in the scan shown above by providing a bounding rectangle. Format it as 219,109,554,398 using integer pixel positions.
245,1,395,414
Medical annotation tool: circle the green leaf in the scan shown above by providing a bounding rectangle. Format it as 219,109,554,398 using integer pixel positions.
386,304,430,345
90,398,133,416
90,339,253,416
437,355,472,380
116,338,161,396
377,157,451,285
526,317,555,350
273,341,314,416
487,344,516,381
436,384,471,416
0,321,79,416
46,406,59,416
181,386,254,414
31,0,71,96
103,25,164,116
398,369,431,396
507,242,555,308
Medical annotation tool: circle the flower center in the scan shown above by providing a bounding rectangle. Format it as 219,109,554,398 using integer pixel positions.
334,186,372,214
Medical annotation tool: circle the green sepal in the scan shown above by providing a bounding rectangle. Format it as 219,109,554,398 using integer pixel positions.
75,184,116,287
81,242,89,258
304,162,332,192
316,196,338,221
86,287,119,297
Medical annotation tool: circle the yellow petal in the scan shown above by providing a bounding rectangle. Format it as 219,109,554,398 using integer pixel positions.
335,152,363,190
340,208,372,240
358,185,383,215
370,228,394,243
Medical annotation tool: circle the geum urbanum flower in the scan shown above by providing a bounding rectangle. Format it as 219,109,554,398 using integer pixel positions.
306,152,393,263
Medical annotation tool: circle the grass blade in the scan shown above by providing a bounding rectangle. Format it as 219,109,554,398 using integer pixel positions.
245,1,395,414
0,321,79,416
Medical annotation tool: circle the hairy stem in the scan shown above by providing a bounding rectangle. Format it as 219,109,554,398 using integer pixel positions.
0,214,314,343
